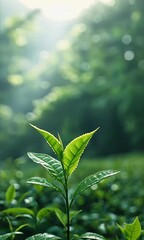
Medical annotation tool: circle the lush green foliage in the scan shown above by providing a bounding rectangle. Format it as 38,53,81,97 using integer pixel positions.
0,153,144,239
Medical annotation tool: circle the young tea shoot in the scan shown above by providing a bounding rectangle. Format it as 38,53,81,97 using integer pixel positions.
25,124,119,240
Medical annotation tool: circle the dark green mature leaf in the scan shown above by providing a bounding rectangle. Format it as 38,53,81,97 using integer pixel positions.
30,124,63,160
5,185,15,204
63,128,99,176
71,170,119,204
1,208,34,216
55,208,67,227
79,232,106,239
27,177,64,195
117,217,141,240
0,232,22,240
27,152,64,182
25,233,61,240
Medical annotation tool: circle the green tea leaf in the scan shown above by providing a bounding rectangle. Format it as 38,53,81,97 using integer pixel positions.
37,208,50,222
5,185,15,204
71,170,119,204
27,152,64,182
55,208,67,227
79,232,106,239
30,124,63,160
63,128,99,176
1,208,34,216
25,233,61,239
117,217,141,240
27,177,64,195
36,207,54,222
0,232,22,240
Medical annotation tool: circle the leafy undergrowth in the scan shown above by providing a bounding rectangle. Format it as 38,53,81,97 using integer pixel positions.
0,153,144,239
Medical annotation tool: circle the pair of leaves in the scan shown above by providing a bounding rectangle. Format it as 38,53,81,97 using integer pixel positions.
117,217,142,240
30,124,99,176
55,208,81,228
27,152,65,197
27,170,119,205
24,232,105,240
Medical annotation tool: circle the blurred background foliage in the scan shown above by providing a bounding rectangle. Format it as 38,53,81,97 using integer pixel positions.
0,0,144,161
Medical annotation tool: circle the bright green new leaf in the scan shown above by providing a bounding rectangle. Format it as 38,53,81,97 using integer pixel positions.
1,207,34,216
117,217,141,240
37,207,51,223
36,206,56,222
63,128,99,176
55,208,67,227
27,152,64,182
71,235,80,240
27,177,64,196
71,170,119,205
5,185,15,204
30,124,63,160
25,233,61,240
0,232,22,240
79,232,106,239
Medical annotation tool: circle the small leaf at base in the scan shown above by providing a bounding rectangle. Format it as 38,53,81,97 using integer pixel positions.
25,233,61,239
79,232,106,239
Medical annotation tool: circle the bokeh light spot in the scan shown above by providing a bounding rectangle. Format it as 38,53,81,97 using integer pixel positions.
124,50,134,61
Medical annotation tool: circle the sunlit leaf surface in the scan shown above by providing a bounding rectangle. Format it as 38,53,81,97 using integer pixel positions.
63,128,99,176
30,124,63,160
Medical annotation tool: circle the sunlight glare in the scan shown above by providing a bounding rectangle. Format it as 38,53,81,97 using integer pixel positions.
20,0,95,21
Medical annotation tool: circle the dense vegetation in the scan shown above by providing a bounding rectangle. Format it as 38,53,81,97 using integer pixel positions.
0,153,144,239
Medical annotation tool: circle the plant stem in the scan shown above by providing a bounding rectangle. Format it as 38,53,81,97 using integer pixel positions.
65,178,70,240
60,157,70,240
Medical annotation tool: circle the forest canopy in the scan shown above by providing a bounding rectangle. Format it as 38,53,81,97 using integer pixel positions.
0,0,144,161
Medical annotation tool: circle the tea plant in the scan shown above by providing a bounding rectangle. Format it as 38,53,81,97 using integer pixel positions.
0,126,143,240
24,124,119,240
